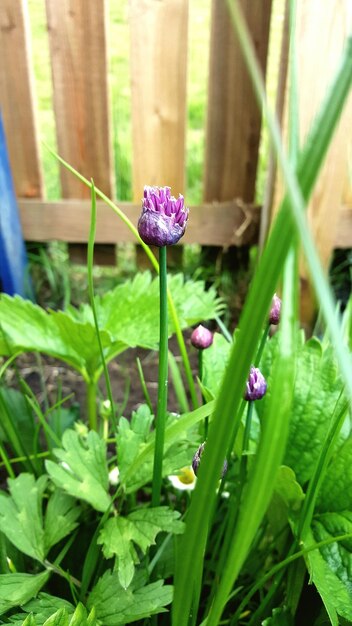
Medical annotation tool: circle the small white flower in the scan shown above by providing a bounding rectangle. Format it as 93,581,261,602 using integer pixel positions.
168,466,197,491
109,466,120,486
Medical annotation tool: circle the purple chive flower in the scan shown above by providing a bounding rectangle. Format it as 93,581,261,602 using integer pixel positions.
269,293,282,325
138,185,189,247
190,325,213,350
245,366,267,401
192,442,228,478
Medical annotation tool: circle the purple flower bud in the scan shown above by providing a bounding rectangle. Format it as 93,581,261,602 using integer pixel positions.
245,366,267,401
192,442,228,478
190,325,213,350
137,185,189,247
269,293,282,325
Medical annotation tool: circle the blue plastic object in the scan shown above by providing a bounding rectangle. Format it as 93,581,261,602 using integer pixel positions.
0,112,33,298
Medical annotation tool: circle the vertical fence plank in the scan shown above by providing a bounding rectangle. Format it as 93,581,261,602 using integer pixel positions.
130,0,188,269
274,0,352,324
204,0,272,204
130,0,188,198
46,0,113,199
0,0,43,198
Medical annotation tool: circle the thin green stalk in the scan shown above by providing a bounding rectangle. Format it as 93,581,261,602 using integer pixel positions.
297,395,349,541
44,144,199,409
232,532,352,625
152,246,169,507
254,324,270,366
87,379,98,432
0,442,15,479
136,357,153,413
88,181,116,433
198,350,208,437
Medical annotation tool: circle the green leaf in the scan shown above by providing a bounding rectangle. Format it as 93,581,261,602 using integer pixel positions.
98,507,184,589
0,474,81,562
0,571,49,615
20,593,74,625
259,338,345,485
0,474,47,561
117,406,197,493
45,430,111,512
202,333,232,396
262,607,294,625
267,466,305,551
42,609,68,626
305,512,352,623
316,437,352,512
0,274,222,380
44,490,81,553
87,570,173,625
0,295,112,378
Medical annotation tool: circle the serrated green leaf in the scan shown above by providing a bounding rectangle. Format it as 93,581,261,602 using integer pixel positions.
0,274,222,380
0,571,49,615
45,430,111,512
0,474,81,562
0,474,47,561
117,406,196,493
316,437,352,513
21,615,37,626
44,490,81,553
87,570,173,625
98,507,184,589
21,593,74,625
259,338,345,485
43,609,68,626
305,512,352,623
0,295,112,377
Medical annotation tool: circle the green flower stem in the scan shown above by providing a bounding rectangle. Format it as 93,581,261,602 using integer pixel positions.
152,246,169,507
0,441,15,479
44,145,199,409
88,181,116,433
198,350,208,438
87,379,98,432
255,324,270,366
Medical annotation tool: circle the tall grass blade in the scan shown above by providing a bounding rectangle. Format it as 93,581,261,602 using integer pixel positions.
172,5,352,625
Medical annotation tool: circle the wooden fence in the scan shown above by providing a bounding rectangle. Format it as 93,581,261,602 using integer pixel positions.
0,1,351,269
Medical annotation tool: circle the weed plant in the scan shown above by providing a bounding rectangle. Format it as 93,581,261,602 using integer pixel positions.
0,2,352,626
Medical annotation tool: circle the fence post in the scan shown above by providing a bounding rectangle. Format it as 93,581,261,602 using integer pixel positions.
130,0,188,269
272,0,352,327
46,0,115,265
203,0,272,277
0,0,43,198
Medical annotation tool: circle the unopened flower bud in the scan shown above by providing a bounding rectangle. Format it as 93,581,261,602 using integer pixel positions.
245,366,267,401
269,293,281,325
190,325,213,350
138,185,189,247
192,442,228,478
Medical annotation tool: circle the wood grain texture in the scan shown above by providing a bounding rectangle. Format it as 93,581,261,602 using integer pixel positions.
46,0,113,198
18,199,261,247
274,0,352,263
273,0,352,324
0,0,42,197
129,0,188,198
204,0,272,203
